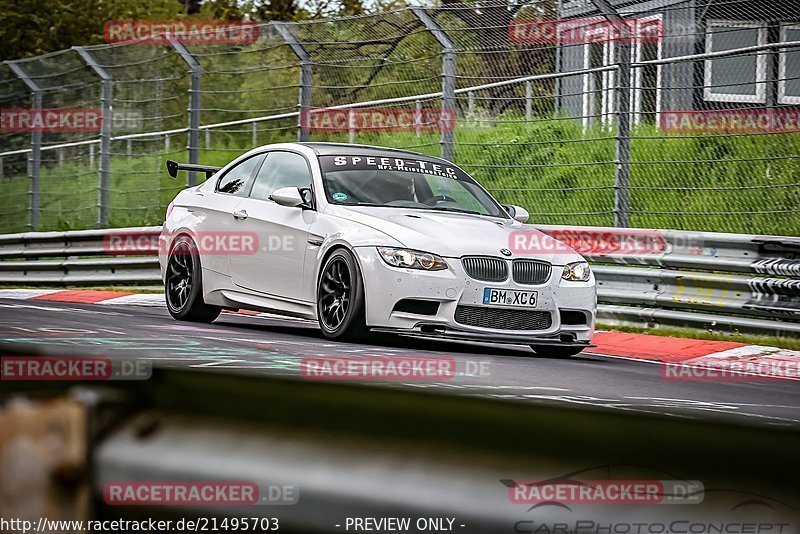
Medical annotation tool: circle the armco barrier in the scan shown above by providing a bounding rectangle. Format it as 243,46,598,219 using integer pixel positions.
0,226,162,285
0,225,798,335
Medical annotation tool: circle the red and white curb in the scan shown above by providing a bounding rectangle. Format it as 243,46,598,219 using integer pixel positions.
1,289,798,381
586,332,800,382
0,289,162,305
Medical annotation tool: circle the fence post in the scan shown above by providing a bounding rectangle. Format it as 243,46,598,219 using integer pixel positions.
525,81,532,123
75,47,113,228
168,36,201,186
415,99,422,137
412,7,456,162
273,22,312,142
155,79,164,132
589,0,631,227
7,61,42,230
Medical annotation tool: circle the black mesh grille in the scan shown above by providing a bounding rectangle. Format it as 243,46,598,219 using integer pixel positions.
455,305,552,331
512,260,552,285
462,257,508,282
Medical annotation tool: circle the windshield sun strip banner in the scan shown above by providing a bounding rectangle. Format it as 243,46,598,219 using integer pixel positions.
319,155,473,181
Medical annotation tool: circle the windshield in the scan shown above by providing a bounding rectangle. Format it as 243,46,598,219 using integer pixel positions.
319,155,506,218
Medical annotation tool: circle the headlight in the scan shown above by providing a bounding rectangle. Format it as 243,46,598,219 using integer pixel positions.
562,261,591,281
377,247,448,271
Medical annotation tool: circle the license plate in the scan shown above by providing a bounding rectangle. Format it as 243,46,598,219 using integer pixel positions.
483,288,538,308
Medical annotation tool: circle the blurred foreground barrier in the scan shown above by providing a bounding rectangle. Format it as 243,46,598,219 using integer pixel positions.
1,363,798,533
0,396,89,523
0,225,798,335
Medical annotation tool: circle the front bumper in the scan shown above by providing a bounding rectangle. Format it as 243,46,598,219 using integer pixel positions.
354,247,596,344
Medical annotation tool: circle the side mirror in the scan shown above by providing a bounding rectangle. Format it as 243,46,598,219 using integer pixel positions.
270,187,306,208
504,204,529,223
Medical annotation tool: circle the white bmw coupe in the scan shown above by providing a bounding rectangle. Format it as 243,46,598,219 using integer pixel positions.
160,143,596,356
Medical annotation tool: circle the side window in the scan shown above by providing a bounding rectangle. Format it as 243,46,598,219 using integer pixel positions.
216,155,264,196
250,152,313,202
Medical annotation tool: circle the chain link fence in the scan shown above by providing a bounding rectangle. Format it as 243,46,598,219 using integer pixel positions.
1,0,798,235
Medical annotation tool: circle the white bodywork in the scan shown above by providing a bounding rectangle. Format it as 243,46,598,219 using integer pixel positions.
159,143,596,346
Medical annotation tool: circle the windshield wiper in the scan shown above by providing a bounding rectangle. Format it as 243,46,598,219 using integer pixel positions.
425,206,482,215
344,203,499,218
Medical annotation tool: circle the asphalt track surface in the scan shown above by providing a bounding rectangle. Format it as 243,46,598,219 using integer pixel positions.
1,297,798,427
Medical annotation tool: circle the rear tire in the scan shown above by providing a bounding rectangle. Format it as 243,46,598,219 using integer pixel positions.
165,235,221,323
530,345,585,358
317,248,369,340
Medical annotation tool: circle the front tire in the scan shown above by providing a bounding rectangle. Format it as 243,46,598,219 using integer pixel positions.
317,249,368,340
530,345,585,358
165,236,221,323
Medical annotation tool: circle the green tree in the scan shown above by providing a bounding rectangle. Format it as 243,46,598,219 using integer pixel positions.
0,0,256,60
439,0,557,115
0,0,186,60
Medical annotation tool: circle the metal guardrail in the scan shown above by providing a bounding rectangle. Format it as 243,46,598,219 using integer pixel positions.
0,225,798,335
0,226,162,285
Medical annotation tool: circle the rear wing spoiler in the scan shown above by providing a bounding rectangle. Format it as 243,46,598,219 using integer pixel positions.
166,160,222,179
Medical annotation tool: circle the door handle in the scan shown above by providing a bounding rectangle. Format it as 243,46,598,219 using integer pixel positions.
233,209,248,220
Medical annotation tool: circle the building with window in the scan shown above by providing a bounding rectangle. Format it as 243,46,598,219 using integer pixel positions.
554,0,800,127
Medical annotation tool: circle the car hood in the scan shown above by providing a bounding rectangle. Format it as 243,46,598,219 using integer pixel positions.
328,206,584,265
